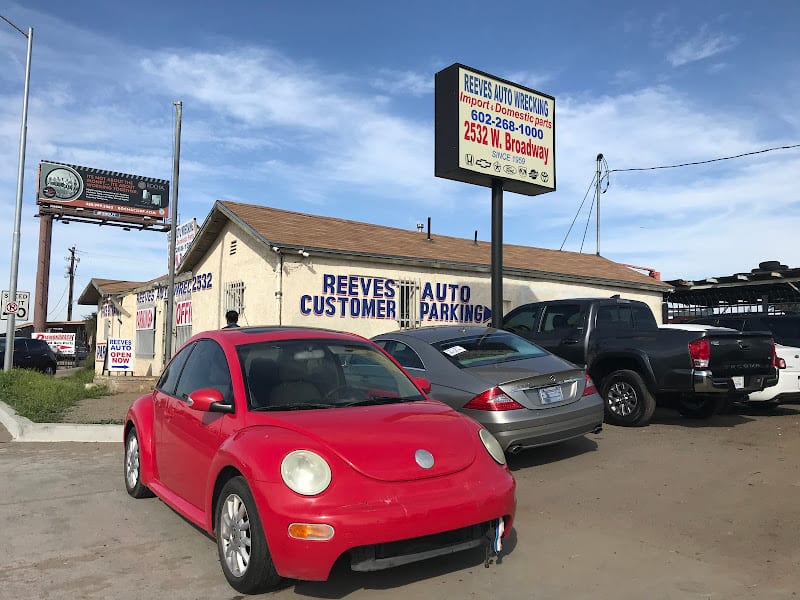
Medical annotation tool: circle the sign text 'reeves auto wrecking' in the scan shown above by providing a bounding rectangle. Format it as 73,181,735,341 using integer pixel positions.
300,275,491,323
460,71,552,166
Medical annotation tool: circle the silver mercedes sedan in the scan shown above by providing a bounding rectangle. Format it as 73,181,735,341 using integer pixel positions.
373,326,604,454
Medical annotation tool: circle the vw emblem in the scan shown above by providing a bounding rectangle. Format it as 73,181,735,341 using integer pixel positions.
415,449,434,469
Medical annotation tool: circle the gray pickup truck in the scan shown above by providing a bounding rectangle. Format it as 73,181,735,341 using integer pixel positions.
502,297,780,426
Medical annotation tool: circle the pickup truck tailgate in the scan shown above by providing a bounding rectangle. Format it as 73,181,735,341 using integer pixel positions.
708,332,774,375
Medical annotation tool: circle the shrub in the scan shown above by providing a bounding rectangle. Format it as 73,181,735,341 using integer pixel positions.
0,367,109,423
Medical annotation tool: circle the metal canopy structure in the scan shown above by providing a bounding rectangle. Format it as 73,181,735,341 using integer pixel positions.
664,261,800,321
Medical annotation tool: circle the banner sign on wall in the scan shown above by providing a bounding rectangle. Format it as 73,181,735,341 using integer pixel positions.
136,307,155,330
435,63,556,197
37,161,170,219
299,274,492,323
175,300,192,327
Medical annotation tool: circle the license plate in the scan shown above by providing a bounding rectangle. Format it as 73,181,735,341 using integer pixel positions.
732,376,744,389
539,385,563,404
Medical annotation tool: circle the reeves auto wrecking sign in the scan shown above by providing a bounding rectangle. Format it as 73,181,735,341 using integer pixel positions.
435,63,555,196
37,161,170,219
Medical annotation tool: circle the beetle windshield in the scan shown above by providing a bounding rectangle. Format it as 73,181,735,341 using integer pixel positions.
238,339,425,410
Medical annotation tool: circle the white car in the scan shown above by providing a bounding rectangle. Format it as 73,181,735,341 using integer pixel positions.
747,342,799,405
660,323,796,406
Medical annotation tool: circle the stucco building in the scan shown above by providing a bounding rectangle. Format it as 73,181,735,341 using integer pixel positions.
79,200,670,377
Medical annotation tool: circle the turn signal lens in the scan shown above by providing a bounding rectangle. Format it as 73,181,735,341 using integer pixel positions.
288,523,335,540
464,387,524,411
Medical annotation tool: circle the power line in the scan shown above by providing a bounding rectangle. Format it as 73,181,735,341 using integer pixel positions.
609,143,800,173
560,174,596,251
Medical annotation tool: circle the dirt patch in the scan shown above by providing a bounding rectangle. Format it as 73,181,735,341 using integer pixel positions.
60,392,143,424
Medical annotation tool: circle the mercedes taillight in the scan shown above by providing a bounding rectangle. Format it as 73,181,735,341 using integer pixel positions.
582,373,597,396
463,387,524,411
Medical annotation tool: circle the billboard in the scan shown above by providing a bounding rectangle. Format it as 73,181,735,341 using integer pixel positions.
435,63,555,196
37,161,170,219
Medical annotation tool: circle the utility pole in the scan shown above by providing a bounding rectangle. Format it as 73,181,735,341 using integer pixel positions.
66,246,79,321
164,101,182,360
596,153,603,256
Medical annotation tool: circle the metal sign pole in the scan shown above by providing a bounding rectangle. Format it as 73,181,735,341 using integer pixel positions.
491,179,503,328
3,20,32,371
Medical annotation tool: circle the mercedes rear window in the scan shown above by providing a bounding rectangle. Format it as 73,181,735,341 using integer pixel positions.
433,331,548,368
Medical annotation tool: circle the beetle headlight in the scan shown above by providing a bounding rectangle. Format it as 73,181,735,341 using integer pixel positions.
281,450,332,496
479,429,506,465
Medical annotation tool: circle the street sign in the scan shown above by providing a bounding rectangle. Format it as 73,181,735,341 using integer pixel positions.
1,291,30,321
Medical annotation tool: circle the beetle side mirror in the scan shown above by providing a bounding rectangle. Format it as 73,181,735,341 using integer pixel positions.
187,388,235,414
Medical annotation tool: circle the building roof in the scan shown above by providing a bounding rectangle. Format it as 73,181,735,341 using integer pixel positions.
77,277,152,306
179,200,670,292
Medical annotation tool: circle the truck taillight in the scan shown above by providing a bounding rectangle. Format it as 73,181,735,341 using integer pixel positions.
688,337,710,368
464,387,524,411
773,340,787,369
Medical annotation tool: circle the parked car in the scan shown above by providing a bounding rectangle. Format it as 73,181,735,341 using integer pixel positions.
124,326,515,594
0,337,57,375
502,298,780,425
372,326,604,454
688,314,800,405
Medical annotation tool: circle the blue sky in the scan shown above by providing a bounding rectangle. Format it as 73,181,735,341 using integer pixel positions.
1,1,799,322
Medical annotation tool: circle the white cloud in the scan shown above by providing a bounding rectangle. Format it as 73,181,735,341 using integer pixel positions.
666,26,739,67
371,69,433,96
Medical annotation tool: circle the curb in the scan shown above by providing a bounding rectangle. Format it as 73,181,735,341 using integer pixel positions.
0,400,122,443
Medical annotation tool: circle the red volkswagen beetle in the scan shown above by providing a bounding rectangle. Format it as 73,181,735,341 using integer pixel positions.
124,327,516,593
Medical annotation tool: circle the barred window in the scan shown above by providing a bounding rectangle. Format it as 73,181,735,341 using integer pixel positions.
398,280,419,329
175,324,192,348
225,280,245,314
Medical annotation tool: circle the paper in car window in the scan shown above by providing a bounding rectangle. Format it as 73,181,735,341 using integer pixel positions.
443,345,467,356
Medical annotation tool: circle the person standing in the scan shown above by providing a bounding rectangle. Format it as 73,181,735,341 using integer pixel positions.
223,310,240,328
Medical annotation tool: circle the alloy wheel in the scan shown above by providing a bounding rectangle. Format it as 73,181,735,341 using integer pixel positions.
219,493,252,577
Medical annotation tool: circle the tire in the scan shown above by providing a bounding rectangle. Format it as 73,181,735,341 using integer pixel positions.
43,365,55,376
676,395,725,419
216,477,281,594
601,369,656,427
124,428,154,498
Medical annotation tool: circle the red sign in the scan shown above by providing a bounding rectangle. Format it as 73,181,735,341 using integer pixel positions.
136,307,155,330
175,300,192,326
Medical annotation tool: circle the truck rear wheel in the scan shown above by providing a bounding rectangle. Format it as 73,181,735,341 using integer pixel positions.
601,369,656,427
